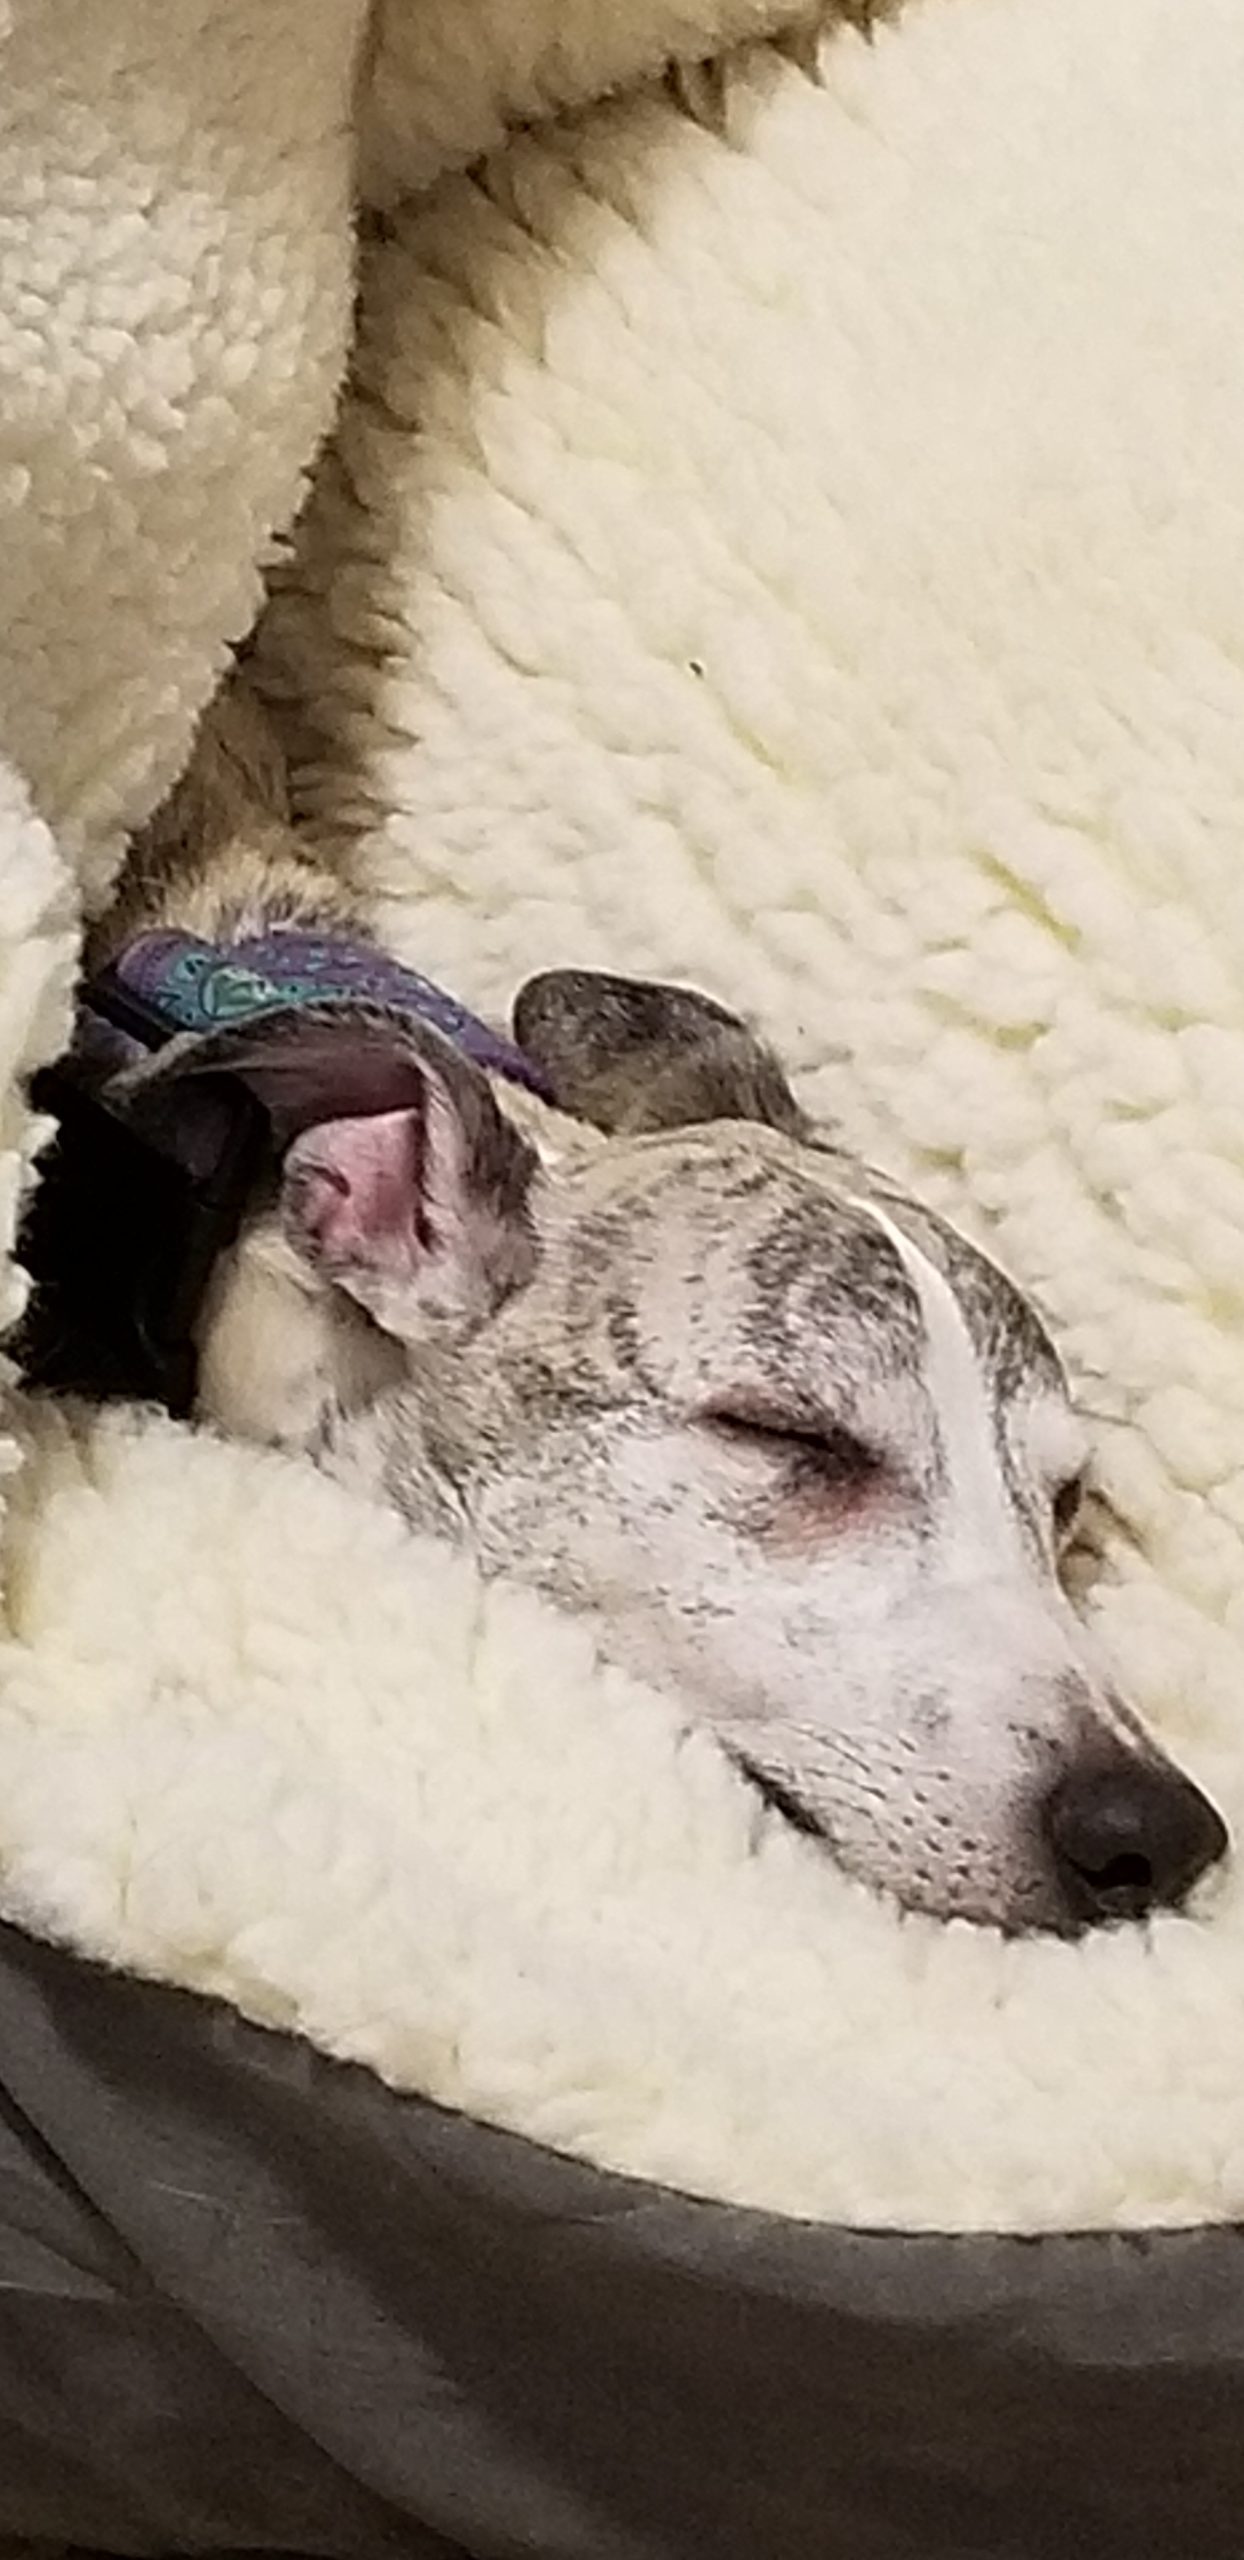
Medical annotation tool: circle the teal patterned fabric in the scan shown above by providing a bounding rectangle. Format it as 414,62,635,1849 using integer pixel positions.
115,928,552,1098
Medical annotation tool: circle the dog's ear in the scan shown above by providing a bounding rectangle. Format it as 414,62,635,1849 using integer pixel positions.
118,1009,538,1339
512,969,806,1137
280,1080,537,1342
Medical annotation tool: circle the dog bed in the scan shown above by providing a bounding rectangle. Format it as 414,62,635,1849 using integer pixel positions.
4,0,1244,2551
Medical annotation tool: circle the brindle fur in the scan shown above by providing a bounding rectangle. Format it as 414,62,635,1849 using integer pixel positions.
99,671,1226,1934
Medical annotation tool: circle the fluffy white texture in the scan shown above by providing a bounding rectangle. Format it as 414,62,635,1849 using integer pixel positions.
0,0,366,905
252,0,1244,2221
2,1398,1241,2238
5,0,1244,2238
259,0,1244,1663
0,757,76,1481
359,0,834,204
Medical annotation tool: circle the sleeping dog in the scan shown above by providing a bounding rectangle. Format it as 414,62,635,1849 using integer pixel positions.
64,680,1227,1937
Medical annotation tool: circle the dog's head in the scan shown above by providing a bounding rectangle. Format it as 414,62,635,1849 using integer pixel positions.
157,968,1226,1935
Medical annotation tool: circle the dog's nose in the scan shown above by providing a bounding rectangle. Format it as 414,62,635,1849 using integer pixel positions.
1043,1758,1228,1925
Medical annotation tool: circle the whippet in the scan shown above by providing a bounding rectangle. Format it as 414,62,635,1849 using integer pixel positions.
49,679,1226,1936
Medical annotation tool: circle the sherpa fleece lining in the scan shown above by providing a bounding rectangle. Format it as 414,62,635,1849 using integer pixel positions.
3,0,1244,2236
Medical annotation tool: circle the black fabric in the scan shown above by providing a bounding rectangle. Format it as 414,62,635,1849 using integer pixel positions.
17,1057,266,1417
0,1918,1239,2560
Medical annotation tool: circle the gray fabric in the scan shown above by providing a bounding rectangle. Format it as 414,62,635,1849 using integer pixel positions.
0,1922,1239,2560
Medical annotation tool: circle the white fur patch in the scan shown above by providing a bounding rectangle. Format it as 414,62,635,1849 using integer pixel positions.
859,1202,1030,1578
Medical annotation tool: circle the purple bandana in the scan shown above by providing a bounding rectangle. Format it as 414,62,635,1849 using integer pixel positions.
114,929,554,1102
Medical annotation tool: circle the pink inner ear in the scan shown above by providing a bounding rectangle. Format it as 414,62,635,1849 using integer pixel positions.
284,1107,428,1276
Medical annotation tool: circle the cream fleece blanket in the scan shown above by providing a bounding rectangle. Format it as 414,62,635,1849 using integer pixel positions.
4,0,1244,2238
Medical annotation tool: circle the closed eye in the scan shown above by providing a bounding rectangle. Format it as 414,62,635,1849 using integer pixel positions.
702,1408,880,1485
